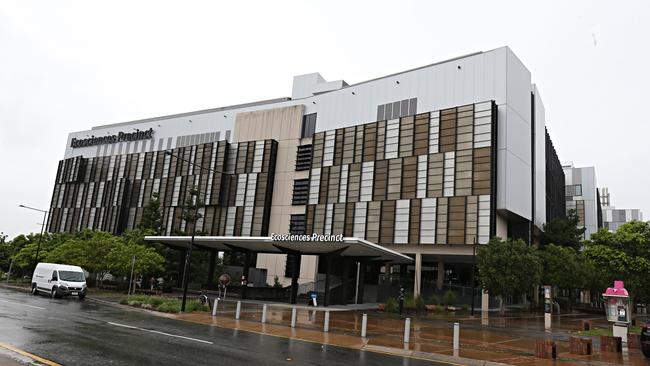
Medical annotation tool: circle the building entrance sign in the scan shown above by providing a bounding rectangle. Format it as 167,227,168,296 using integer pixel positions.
70,128,154,148
271,233,344,242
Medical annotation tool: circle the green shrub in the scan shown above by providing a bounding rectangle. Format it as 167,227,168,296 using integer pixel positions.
384,297,397,313
442,290,457,306
157,301,181,313
186,300,209,312
404,294,416,310
127,300,142,307
273,276,283,288
427,294,440,305
415,295,425,310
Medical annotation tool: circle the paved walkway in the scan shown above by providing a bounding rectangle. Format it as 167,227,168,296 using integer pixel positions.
4,284,648,365
87,290,650,366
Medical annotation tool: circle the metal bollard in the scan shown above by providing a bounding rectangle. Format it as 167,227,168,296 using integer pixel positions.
404,318,411,343
212,298,219,316
324,310,330,332
235,301,241,320
262,304,267,323
361,314,368,338
453,322,460,350
291,307,297,328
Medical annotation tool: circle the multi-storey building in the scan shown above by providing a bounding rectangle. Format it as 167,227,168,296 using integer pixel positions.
600,187,644,232
562,163,602,239
47,47,565,303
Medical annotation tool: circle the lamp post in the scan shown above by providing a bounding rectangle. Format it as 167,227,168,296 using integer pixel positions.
164,150,229,313
470,236,477,317
19,205,49,273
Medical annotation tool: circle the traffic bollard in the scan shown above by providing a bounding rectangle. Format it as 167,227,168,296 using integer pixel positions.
361,314,368,338
404,318,411,343
453,322,460,350
291,307,297,328
262,304,267,323
235,301,241,320
212,298,219,316
324,310,330,332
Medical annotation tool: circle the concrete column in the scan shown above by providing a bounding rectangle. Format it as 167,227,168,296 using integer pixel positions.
207,250,217,286
356,262,366,304
289,254,301,304
324,255,332,307
436,261,445,291
241,251,251,300
414,253,422,297
340,258,351,304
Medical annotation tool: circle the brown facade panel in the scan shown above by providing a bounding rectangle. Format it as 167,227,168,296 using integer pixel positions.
372,160,388,201
354,125,364,163
312,132,324,169
379,200,395,244
439,108,457,153
399,116,414,157
401,156,418,199
427,153,444,197
472,146,492,195
455,149,473,196
346,163,361,202
387,158,402,200
447,196,466,244
342,127,356,165
365,201,381,243
413,114,430,156
409,198,421,243
363,123,377,162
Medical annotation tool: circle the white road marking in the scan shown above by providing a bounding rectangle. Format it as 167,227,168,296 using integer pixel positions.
0,299,46,310
107,322,214,344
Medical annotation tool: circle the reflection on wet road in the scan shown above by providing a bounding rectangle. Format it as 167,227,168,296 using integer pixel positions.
0,288,443,366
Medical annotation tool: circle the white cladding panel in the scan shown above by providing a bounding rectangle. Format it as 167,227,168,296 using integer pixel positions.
533,85,547,228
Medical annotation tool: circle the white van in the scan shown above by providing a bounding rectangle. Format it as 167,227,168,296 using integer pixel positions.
31,263,87,299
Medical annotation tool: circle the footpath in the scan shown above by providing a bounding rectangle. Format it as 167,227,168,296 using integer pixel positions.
88,290,650,366
3,284,648,365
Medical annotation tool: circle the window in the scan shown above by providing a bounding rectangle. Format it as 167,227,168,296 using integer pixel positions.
292,179,310,205
289,214,306,234
301,113,317,138
295,144,312,171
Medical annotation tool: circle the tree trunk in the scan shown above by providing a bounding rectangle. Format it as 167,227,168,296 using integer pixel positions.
499,296,505,316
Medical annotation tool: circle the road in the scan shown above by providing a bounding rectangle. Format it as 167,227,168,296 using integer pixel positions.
0,288,444,366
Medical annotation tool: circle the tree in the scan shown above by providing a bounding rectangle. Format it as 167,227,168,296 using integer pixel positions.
477,237,542,314
541,209,586,250
583,221,650,305
106,241,165,280
538,244,579,291
139,192,163,234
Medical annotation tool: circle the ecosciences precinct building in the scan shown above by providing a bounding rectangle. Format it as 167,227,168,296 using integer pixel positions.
47,47,566,305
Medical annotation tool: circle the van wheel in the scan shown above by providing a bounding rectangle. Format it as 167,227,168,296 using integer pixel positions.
31,284,38,295
78,293,86,300
51,288,58,299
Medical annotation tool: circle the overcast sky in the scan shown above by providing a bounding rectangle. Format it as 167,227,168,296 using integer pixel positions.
1,1,648,239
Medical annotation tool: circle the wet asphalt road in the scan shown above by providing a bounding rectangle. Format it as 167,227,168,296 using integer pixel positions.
0,288,443,366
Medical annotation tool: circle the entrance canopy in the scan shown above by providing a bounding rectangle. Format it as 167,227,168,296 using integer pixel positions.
144,235,413,263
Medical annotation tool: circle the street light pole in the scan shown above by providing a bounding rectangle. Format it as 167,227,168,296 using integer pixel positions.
163,151,223,313
470,236,477,317
19,205,50,273
180,188,198,313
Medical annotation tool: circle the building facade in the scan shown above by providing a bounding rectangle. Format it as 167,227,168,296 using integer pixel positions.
562,163,602,239
47,47,565,298
600,187,644,232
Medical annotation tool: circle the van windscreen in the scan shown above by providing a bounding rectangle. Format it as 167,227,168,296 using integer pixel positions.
59,271,85,282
